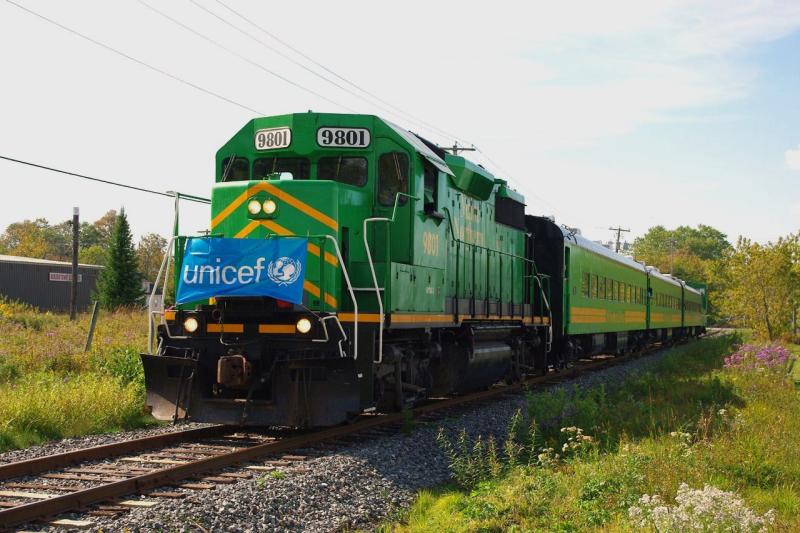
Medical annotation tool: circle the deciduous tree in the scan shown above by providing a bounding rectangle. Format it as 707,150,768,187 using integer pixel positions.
137,233,167,282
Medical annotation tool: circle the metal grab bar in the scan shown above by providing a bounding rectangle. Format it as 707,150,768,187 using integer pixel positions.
321,234,358,360
363,192,418,365
533,274,554,353
441,206,553,352
148,235,177,353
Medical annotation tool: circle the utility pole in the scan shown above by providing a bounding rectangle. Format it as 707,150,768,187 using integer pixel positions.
441,142,476,156
609,226,630,253
70,207,79,320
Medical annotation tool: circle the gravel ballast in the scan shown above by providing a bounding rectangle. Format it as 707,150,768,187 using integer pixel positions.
10,345,695,532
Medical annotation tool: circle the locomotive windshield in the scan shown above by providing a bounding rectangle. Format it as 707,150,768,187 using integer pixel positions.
317,156,367,186
253,157,310,181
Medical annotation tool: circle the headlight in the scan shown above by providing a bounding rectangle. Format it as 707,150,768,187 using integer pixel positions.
263,199,277,214
247,199,262,215
296,317,312,334
183,316,199,333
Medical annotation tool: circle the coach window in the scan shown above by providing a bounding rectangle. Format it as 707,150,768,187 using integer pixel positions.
378,152,409,206
591,275,598,299
253,157,310,181
318,156,367,186
582,273,590,298
221,157,250,181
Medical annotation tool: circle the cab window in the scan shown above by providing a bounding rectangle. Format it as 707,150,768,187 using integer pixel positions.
423,162,438,213
317,156,367,186
378,152,409,206
221,157,250,181
253,157,310,180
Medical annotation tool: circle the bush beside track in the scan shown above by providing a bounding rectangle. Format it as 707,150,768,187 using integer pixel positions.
387,334,800,532
0,298,154,451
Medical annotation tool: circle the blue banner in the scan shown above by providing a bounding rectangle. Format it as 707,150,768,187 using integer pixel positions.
176,237,307,304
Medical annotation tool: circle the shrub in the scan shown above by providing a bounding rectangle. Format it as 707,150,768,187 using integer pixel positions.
724,343,791,371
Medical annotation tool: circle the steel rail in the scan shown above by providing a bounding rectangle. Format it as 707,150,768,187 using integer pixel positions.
0,425,228,481
0,339,698,528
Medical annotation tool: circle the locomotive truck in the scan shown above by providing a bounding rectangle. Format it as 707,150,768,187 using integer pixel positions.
141,112,706,427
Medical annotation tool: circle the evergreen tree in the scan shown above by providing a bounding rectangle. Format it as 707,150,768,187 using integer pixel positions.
96,208,143,308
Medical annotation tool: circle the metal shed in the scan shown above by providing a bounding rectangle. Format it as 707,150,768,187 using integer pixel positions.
0,255,102,312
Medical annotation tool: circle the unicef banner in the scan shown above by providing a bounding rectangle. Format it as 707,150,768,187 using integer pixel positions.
176,237,307,305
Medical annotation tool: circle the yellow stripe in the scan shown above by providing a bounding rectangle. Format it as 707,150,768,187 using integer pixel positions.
338,313,382,323
302,280,337,308
235,220,260,238
303,280,320,297
211,188,252,229
259,221,338,267
260,219,291,236
307,242,339,266
258,324,296,334
211,182,337,232
324,293,337,307
207,323,244,333
259,182,338,231
391,314,455,324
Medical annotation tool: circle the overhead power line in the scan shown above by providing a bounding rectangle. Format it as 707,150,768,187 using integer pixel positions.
137,0,354,112
210,0,472,145
0,155,210,204
5,0,265,115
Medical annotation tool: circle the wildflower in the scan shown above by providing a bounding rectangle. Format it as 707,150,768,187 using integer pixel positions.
629,483,775,532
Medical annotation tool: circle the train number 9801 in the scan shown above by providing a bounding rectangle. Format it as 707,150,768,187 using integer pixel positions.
254,127,292,150
317,127,370,148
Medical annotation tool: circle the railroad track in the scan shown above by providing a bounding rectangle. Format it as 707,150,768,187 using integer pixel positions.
0,343,677,530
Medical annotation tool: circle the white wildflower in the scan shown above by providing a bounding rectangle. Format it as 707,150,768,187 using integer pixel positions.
628,483,775,532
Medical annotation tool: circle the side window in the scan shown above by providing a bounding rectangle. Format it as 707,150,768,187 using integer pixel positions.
591,275,598,299
423,162,438,213
600,277,607,299
378,152,409,206
582,272,590,298
318,156,367,186
221,157,250,181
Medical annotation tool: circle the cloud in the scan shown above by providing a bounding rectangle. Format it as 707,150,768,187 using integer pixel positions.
786,146,800,170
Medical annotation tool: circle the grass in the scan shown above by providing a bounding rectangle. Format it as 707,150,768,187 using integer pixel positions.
0,297,155,451
386,335,800,532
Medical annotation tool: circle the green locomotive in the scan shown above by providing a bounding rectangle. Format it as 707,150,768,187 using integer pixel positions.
142,112,706,427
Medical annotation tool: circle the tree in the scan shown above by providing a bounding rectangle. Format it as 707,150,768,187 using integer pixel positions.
92,210,118,244
137,233,167,282
632,224,732,323
95,209,143,308
720,236,798,340
633,225,732,271
0,219,54,259
79,245,107,266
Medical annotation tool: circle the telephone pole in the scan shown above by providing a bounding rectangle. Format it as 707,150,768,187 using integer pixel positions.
609,226,630,253
70,207,79,320
441,142,476,155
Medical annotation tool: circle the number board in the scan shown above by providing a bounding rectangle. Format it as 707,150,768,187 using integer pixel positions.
254,127,292,150
317,127,370,148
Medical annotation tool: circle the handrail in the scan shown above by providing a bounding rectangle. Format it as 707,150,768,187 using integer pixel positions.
148,233,360,360
441,206,553,352
363,192,418,365
148,235,177,353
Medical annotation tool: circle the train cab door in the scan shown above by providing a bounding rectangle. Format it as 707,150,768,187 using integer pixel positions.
372,137,413,274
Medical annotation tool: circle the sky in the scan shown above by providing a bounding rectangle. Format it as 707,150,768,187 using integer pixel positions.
1,0,798,246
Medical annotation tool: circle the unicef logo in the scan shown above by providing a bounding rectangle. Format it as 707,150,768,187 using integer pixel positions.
267,256,302,286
